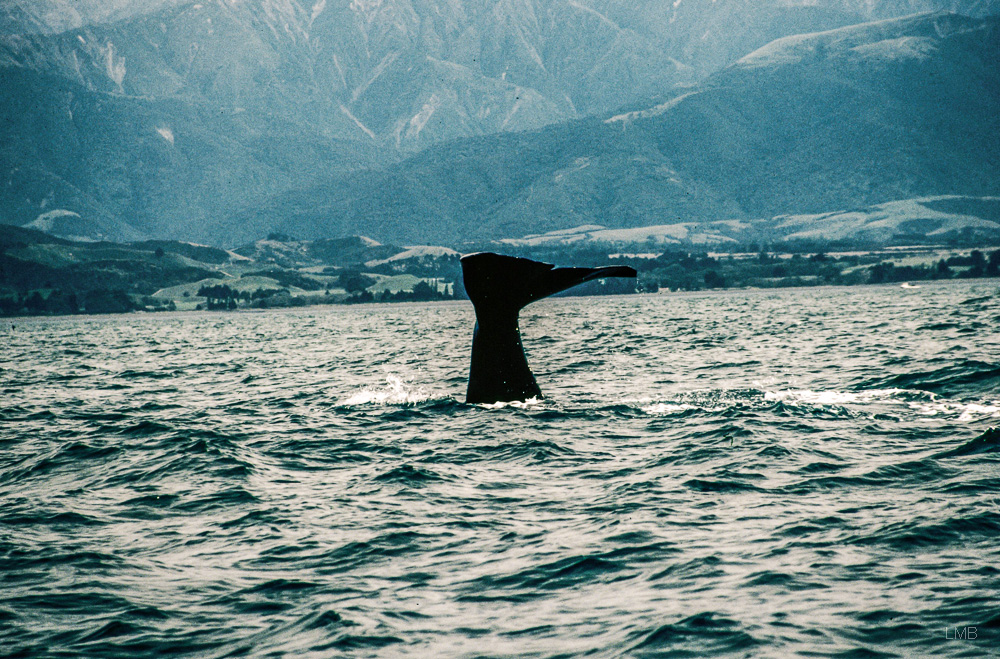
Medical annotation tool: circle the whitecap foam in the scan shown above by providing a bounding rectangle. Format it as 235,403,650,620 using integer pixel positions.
764,388,999,422
909,401,1000,421
641,402,698,416
617,393,731,415
339,375,430,406
763,388,919,406
478,396,543,410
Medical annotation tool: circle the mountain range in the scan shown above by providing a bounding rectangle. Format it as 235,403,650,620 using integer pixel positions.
239,11,1000,245
1,1,998,246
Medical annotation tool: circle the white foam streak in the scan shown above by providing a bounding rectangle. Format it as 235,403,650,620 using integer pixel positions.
340,375,429,406
910,401,1000,421
765,388,1000,422
619,394,722,415
479,397,543,410
641,402,697,416
764,388,917,405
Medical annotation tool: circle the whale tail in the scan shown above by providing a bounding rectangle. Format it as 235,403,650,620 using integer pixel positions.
461,252,637,404
461,252,636,314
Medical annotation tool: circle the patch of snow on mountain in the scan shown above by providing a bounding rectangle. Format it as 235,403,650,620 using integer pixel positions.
606,92,697,124
156,126,175,144
27,209,81,232
850,36,937,61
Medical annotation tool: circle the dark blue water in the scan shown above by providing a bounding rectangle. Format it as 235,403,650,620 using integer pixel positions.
2,281,999,658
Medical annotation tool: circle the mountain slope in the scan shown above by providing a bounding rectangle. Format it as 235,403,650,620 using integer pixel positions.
0,0,688,150
649,11,1000,219
245,12,999,246
3,2,998,245
0,63,381,241
1,0,917,160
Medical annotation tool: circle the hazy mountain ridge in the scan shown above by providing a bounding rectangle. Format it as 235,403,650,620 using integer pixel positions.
0,0,181,36
10,0,986,148
0,0,687,148
239,12,999,246
0,62,383,241
2,2,998,245
681,11,1000,217
0,0,695,241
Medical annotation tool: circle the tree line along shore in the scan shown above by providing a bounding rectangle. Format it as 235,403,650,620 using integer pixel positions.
1,226,998,317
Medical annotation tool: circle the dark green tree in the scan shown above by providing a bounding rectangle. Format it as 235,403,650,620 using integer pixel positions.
968,250,986,277
704,270,726,289
987,250,1000,276
338,272,375,293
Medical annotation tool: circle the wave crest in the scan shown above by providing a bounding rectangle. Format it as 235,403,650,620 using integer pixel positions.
338,376,431,407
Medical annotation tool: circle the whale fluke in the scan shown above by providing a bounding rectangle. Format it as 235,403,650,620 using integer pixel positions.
461,252,637,404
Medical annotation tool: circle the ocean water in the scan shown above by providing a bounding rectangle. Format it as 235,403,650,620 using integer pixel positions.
2,281,999,658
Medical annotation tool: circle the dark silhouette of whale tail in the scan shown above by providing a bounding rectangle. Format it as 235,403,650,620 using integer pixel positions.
461,252,637,404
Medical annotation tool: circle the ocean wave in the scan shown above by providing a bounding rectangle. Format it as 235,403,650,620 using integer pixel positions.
629,612,760,655
763,387,928,406
617,390,764,416
336,375,433,406
764,387,1000,422
639,402,699,416
937,426,1000,457
374,463,451,484
855,511,1000,550
857,359,1000,397
910,400,1000,421
4,283,1000,658
477,396,544,410
461,554,628,599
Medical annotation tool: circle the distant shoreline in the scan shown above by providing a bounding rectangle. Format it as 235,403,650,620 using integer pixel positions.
5,278,998,322
3,224,997,318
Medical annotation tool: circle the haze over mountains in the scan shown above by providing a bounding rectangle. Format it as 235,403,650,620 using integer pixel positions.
1,1,998,246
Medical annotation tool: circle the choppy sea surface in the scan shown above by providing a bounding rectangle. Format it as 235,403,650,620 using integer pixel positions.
2,280,1000,658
